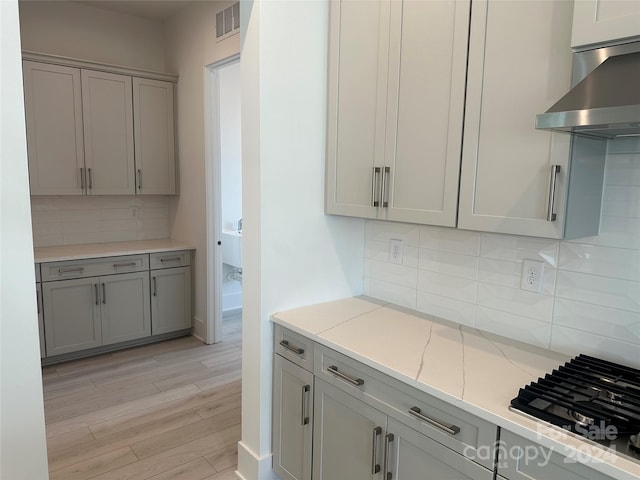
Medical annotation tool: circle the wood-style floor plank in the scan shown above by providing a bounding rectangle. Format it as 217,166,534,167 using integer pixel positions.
43,316,242,479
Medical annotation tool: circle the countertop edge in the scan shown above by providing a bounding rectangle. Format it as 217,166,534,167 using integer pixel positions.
271,313,640,480
34,240,195,263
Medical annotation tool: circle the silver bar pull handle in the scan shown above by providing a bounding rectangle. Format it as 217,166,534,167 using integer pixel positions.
102,283,106,304
88,167,93,190
58,267,84,274
383,433,394,480
80,167,85,190
327,365,364,386
113,262,137,268
279,340,304,355
371,426,382,474
159,257,181,263
36,291,40,314
408,406,460,435
301,385,310,426
94,283,99,306
371,167,381,207
547,164,560,221
137,169,142,190
381,166,390,208
153,276,157,296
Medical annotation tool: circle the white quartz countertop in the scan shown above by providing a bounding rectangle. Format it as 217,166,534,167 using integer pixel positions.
34,239,194,263
272,296,640,480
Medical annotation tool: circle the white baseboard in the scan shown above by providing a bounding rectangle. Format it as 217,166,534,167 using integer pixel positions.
237,441,276,480
192,316,206,342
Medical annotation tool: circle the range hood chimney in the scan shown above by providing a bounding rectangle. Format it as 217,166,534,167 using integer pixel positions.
536,41,640,139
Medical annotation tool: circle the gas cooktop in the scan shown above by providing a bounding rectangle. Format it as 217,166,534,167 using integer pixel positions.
510,354,640,464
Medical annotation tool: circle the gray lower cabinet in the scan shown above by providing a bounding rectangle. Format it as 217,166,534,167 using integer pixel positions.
150,266,191,335
101,272,151,345
313,378,387,480
43,277,102,356
387,417,493,480
35,283,45,358
272,354,313,480
498,430,616,480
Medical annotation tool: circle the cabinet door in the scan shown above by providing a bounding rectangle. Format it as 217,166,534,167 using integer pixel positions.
572,0,640,48
81,70,135,195
132,78,176,195
36,283,45,358
326,0,391,219
22,61,84,196
101,272,151,345
459,0,573,239
382,0,469,226
150,266,191,335
387,418,493,480
43,278,101,356
272,355,313,480
313,379,387,480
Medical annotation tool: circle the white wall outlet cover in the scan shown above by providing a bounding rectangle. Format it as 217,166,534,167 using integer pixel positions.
389,239,403,265
521,259,544,293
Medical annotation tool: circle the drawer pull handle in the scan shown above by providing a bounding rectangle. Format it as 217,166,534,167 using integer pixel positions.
80,167,85,190
113,262,137,268
153,277,157,296
383,433,394,480
58,267,84,274
408,407,460,435
327,365,364,386
94,283,99,305
371,167,381,207
371,426,382,474
547,164,560,221
137,169,142,190
160,257,181,263
279,340,304,355
102,283,106,304
381,166,390,208
88,167,93,190
301,384,310,426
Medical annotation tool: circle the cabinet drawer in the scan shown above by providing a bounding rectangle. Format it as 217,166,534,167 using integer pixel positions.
35,263,41,283
314,344,498,469
41,255,149,281
274,325,314,372
150,250,191,270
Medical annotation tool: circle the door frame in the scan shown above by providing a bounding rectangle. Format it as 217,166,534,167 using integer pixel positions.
204,54,240,344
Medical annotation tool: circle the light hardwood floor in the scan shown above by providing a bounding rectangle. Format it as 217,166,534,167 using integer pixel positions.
42,316,242,480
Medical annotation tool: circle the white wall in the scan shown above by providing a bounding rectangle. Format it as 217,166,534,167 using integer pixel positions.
0,1,49,478
239,1,365,478
364,138,640,369
19,1,166,71
164,0,240,340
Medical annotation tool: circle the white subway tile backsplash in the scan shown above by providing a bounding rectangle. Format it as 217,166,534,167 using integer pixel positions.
476,307,552,349
556,271,640,313
361,141,640,361
477,283,554,323
31,196,171,247
418,248,479,280
417,270,477,304
416,291,475,328
480,233,558,267
550,326,640,370
553,299,640,344
478,258,556,296
559,243,640,282
419,226,481,256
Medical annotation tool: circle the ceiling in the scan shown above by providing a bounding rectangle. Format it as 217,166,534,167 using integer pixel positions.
71,0,196,22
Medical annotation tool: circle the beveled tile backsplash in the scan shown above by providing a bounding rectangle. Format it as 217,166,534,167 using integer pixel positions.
30,196,170,247
364,139,640,368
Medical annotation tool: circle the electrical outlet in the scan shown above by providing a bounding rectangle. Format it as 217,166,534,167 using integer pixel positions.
130,206,138,217
521,259,544,293
389,239,403,265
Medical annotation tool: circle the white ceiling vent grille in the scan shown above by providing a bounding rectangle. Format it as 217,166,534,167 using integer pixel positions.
216,3,240,41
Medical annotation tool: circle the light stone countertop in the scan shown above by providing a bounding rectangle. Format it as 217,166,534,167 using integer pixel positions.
272,296,640,480
34,239,195,263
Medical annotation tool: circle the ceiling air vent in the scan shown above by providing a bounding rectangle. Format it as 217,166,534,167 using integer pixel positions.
216,3,240,41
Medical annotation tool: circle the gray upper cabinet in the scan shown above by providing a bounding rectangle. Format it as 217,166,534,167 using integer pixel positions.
23,61,85,196
81,70,135,195
326,0,469,226
133,78,176,195
23,56,177,196
458,0,574,239
571,0,640,48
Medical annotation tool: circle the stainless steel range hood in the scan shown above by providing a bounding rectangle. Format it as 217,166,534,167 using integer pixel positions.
536,41,640,139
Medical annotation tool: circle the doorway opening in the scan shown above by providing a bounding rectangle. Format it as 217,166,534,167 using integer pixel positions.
205,55,241,344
